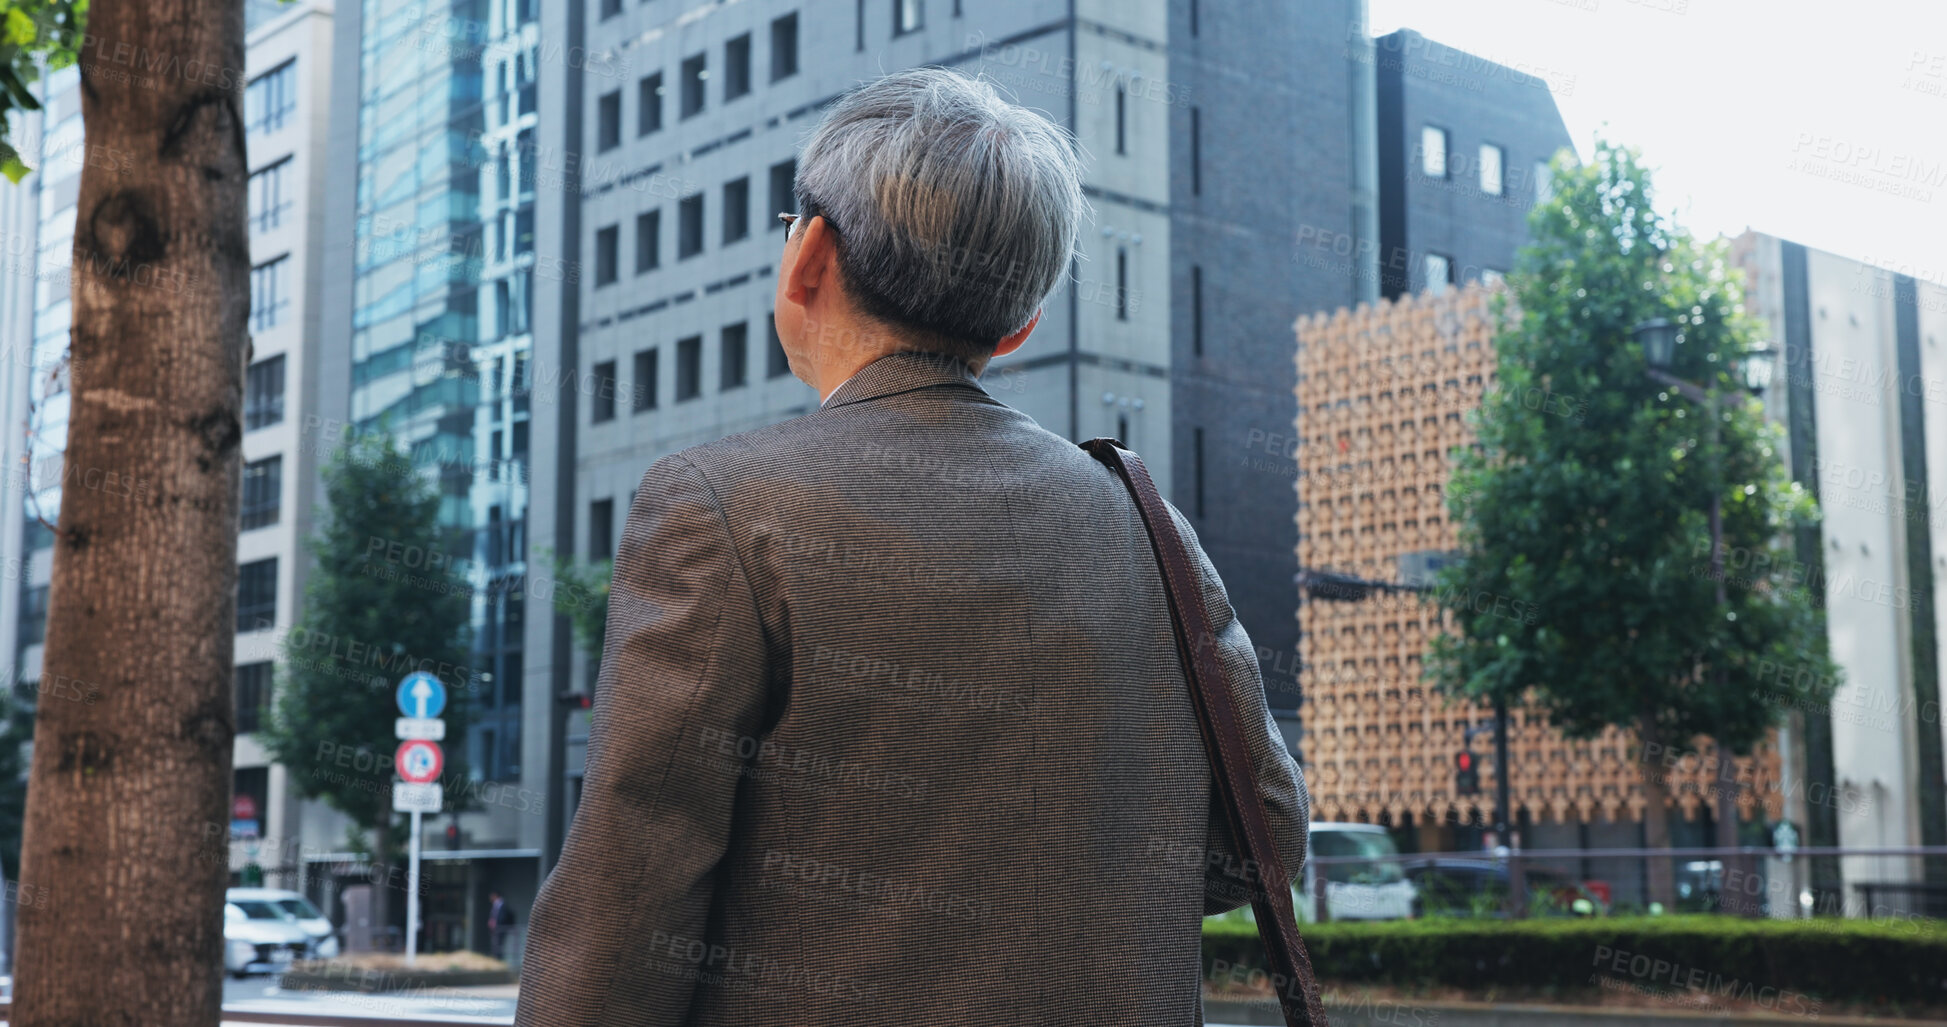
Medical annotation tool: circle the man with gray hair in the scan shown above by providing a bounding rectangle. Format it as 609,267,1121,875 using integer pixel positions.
515,67,1308,1026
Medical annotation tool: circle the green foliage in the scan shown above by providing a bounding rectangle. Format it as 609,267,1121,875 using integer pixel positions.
1203,915,1947,1004
0,0,87,182
1428,141,1839,755
260,431,475,836
536,546,611,671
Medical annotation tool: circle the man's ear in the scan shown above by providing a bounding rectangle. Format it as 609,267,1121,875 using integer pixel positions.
781,215,837,308
992,309,1041,359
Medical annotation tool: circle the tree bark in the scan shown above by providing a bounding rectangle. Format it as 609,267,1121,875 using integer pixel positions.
1636,712,1678,911
12,0,250,1022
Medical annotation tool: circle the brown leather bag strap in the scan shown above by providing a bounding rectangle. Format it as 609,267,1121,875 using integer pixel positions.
1082,438,1328,1027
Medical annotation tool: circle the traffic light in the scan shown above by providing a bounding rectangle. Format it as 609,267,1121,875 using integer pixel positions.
1454,750,1481,796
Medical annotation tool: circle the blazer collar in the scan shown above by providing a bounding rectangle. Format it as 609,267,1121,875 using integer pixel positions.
820,349,993,410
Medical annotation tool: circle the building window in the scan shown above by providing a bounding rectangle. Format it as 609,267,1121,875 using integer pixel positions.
769,160,796,228
513,206,534,255
767,317,790,377
725,33,752,101
635,209,660,272
1118,413,1129,444
771,13,799,81
597,89,621,151
633,349,658,411
681,53,707,119
19,585,47,646
594,224,619,286
1191,264,1203,356
894,0,923,34
235,662,272,734
589,499,614,561
1479,143,1504,196
240,456,281,531
1114,83,1126,155
591,360,617,422
638,72,663,135
855,0,865,50
1189,0,1198,35
1424,253,1453,296
248,156,293,233
721,322,748,390
676,335,702,401
237,558,277,633
1534,159,1553,206
245,59,296,136
1190,106,1201,195
679,193,704,258
250,255,289,333
1115,247,1129,321
599,0,621,18
722,177,750,244
1421,125,1448,178
244,355,286,430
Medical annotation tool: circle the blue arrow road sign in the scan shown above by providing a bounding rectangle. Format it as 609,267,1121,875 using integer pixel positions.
396,672,447,719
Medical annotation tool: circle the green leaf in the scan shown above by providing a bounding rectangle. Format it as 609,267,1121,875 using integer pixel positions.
0,143,27,184
3,10,34,47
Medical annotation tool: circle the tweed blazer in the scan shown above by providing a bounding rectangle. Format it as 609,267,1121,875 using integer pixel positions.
515,350,1310,1027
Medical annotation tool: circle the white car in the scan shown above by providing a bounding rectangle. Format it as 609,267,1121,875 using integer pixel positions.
223,888,338,978
1206,822,1418,925
1297,822,1417,922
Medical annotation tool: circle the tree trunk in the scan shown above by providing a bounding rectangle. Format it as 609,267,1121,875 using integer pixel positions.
1636,712,1678,911
12,0,250,1022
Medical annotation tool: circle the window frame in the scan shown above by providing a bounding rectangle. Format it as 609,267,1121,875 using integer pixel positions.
1478,142,1505,196
1421,125,1449,179
594,224,619,286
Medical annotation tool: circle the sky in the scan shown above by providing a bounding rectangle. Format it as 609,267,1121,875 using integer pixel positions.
1370,0,1947,285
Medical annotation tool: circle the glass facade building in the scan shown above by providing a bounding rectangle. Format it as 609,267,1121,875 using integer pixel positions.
351,0,535,785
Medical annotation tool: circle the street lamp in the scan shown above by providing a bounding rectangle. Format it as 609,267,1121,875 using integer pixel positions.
1633,317,1679,371
1633,315,1765,917
1740,341,1778,395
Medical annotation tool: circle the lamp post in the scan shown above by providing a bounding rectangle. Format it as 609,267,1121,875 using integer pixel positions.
1634,317,1776,917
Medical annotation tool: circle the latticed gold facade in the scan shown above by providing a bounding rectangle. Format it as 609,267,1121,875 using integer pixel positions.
1292,285,1782,830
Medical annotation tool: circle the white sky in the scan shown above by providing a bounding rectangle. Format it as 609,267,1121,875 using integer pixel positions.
1370,0,1947,284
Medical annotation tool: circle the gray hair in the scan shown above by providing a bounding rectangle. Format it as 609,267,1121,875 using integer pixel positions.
795,67,1087,360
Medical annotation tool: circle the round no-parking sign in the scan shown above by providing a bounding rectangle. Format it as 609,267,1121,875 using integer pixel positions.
395,739,444,784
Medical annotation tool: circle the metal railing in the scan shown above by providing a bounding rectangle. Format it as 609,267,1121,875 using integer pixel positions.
1300,844,1947,922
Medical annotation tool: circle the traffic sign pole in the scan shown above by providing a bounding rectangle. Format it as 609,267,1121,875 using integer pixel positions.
392,673,448,968
407,810,422,966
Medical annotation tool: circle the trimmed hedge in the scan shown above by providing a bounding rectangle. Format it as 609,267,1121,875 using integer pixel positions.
1203,916,1947,1005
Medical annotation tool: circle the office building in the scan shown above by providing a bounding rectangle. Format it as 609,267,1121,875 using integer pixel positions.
1370,28,1573,299
526,3,1375,873
0,0,340,890
303,0,545,952
1293,283,1787,909
1733,229,1947,914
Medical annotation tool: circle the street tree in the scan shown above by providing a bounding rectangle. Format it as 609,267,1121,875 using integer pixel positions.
260,430,474,948
1428,141,1839,910
9,0,255,1022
